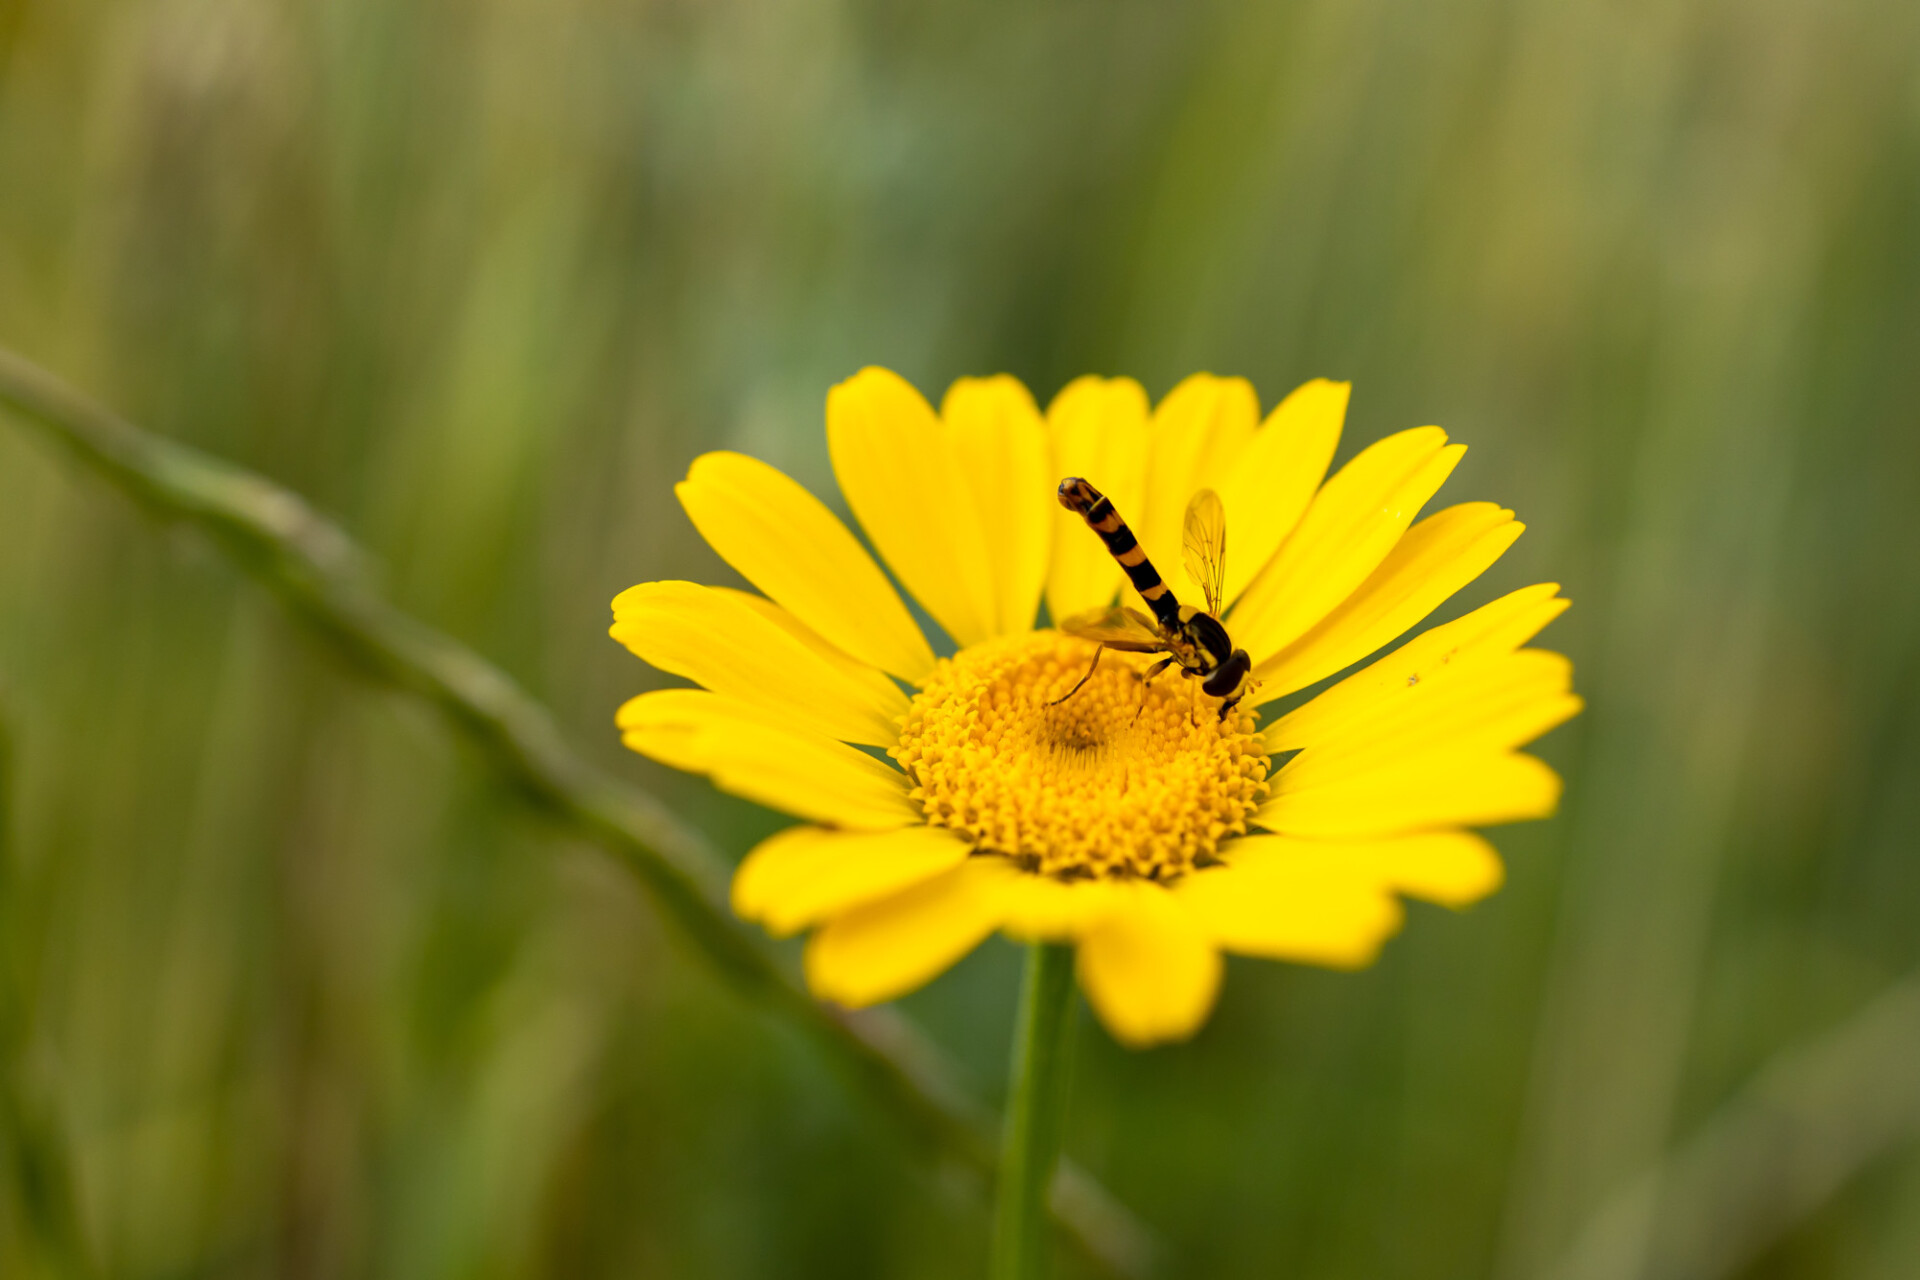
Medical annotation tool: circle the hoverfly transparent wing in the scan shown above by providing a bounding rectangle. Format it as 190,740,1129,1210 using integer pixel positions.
1057,605,1166,652
1182,488,1228,617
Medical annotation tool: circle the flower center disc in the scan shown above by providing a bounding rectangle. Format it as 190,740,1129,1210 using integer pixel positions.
892,632,1271,879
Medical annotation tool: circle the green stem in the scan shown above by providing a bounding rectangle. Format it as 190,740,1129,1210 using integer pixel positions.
991,943,1078,1280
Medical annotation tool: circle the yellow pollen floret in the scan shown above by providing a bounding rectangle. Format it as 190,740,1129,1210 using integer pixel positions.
891,632,1270,879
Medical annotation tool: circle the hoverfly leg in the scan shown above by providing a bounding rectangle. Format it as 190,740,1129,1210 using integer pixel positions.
1133,656,1176,721
1050,644,1106,707
1216,695,1242,723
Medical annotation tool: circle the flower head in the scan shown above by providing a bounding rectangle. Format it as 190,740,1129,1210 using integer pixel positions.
612,369,1580,1046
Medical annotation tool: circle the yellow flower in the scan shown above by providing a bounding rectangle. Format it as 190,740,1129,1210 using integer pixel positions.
611,369,1581,1047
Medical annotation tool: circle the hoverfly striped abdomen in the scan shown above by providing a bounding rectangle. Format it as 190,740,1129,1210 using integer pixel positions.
1056,477,1180,631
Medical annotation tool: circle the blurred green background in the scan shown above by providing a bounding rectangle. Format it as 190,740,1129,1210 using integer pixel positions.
3,0,1920,1276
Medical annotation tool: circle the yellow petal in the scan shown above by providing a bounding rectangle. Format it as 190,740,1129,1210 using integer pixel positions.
1361,831,1504,906
1253,503,1525,701
1075,882,1223,1047
1230,428,1464,665
803,858,1010,1007
1266,583,1572,753
1134,375,1259,615
1278,649,1582,778
730,588,910,679
827,368,999,647
611,581,909,746
942,376,1053,636
1175,857,1404,968
1217,379,1348,607
675,451,934,681
1218,832,1505,908
616,690,918,831
1255,751,1563,839
996,871,1124,941
1044,376,1150,621
731,825,972,937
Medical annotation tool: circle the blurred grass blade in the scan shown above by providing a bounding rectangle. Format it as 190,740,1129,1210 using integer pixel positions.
1547,970,1920,1280
0,344,1160,1279
0,695,97,1279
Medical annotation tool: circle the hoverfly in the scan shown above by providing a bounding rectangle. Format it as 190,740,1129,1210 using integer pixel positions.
1052,477,1254,721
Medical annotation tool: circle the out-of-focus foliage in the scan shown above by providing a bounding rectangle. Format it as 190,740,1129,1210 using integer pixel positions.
2,1,1919,1277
